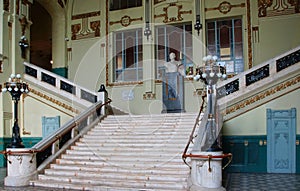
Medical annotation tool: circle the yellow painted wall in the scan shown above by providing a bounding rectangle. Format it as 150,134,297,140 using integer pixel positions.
223,89,300,135
254,14,300,65
107,80,202,114
23,96,73,137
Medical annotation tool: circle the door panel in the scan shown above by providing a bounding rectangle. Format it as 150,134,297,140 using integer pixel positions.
267,108,296,173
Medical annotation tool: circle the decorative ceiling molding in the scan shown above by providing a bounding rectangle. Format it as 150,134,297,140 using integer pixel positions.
154,3,192,23
205,1,245,14
109,15,143,27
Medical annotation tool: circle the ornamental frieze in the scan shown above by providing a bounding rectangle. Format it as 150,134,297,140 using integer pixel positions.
205,1,246,14
258,0,300,17
224,75,300,116
71,11,101,40
109,15,143,27
154,3,192,23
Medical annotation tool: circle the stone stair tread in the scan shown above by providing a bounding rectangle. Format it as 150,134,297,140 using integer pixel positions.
65,150,183,157
33,113,198,190
74,142,186,149
71,144,185,152
60,154,183,163
43,169,187,181
36,174,188,190
31,179,186,191
49,164,189,175
56,158,188,169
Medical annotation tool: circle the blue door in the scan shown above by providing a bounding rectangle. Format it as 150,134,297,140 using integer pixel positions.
267,108,296,173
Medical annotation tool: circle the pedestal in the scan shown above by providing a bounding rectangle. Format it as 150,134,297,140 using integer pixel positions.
4,148,37,186
189,151,225,191
162,72,185,113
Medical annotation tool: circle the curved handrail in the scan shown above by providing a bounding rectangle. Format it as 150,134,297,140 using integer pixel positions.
182,94,206,167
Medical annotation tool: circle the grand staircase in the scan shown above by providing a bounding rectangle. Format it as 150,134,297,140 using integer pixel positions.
31,113,198,190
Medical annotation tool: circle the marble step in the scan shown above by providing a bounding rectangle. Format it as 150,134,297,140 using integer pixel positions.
43,169,187,182
73,142,186,149
78,137,188,144
32,113,198,190
60,153,183,163
56,158,188,169
71,144,186,152
49,164,189,175
32,178,187,191
65,149,183,157
35,174,188,190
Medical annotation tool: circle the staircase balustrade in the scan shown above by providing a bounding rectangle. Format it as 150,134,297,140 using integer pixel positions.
23,62,98,104
217,46,300,99
217,46,300,120
2,98,111,186
34,98,111,170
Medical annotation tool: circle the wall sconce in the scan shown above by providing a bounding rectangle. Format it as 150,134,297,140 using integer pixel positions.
144,22,152,40
19,35,29,59
144,0,152,40
194,0,202,36
194,15,202,36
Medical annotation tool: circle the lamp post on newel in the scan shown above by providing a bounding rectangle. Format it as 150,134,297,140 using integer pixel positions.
2,74,29,148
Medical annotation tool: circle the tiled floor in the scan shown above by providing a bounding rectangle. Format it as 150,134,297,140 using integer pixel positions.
1,168,300,190
226,172,300,191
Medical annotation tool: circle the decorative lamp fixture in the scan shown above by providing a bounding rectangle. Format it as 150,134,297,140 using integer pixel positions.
194,0,202,36
19,36,29,59
194,55,226,151
144,22,152,40
144,0,152,40
194,15,202,36
2,74,29,148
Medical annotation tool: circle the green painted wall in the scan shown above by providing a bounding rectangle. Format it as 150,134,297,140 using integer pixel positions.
0,137,42,167
223,135,300,173
52,67,68,78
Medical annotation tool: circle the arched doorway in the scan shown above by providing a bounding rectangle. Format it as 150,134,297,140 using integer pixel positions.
30,1,52,71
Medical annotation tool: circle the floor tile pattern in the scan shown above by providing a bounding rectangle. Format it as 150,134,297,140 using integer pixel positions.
226,173,300,191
